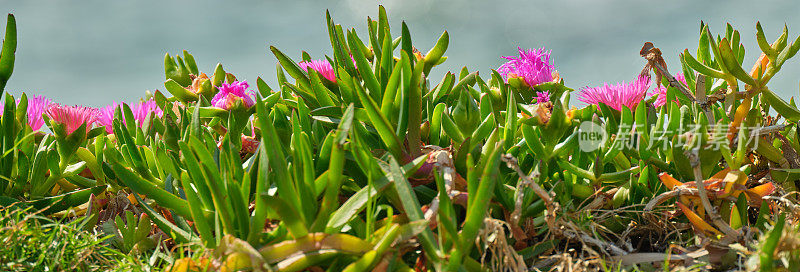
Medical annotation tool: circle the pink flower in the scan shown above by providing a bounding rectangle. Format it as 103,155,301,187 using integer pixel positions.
97,100,163,133
46,104,98,135
20,94,52,131
652,73,687,108
97,102,120,133
498,47,555,88
578,75,651,112
132,99,163,125
535,91,550,104
211,81,255,110
299,59,336,82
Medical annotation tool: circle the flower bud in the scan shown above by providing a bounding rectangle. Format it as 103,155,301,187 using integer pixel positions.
451,90,479,136
420,121,430,142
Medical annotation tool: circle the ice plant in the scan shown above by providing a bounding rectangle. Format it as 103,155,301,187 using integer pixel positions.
4,9,800,272
211,81,255,110
45,104,98,168
20,94,51,130
46,104,98,135
97,102,120,133
190,73,212,96
298,59,336,82
97,100,163,133
498,47,555,88
652,73,686,108
131,99,163,124
577,75,651,111
534,91,550,104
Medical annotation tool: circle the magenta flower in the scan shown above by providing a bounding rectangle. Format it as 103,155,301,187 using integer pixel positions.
46,104,98,135
21,94,52,131
498,47,555,88
132,99,163,124
534,91,550,104
652,73,687,108
212,81,256,110
578,75,651,112
97,102,120,133
98,100,164,133
299,59,336,82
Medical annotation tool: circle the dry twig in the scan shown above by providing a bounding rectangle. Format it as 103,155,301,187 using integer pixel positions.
502,154,630,258
686,151,739,239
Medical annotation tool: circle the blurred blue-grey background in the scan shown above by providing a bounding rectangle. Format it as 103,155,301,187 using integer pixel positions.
2,0,799,106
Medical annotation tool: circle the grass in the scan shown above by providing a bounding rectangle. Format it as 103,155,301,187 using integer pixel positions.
0,205,162,272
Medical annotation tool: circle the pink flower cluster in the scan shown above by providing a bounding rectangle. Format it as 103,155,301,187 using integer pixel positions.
16,81,253,135
7,92,163,135
97,100,164,133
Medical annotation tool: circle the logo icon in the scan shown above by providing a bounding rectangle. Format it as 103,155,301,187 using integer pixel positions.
578,121,607,152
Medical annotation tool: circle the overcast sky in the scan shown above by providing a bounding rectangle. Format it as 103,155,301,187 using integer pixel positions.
2,0,799,106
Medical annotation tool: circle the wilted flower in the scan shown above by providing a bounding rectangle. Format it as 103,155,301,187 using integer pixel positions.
211,81,255,110
190,73,213,96
652,73,687,108
534,91,550,104
46,104,98,135
21,94,52,131
299,59,336,82
577,75,651,112
498,47,555,88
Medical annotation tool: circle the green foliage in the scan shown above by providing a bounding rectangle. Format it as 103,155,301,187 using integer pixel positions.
0,14,16,94
0,206,144,271
3,7,800,272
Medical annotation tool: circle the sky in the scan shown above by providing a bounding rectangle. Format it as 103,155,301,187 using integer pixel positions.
2,0,800,106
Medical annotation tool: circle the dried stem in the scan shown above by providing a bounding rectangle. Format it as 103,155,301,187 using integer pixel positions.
501,154,558,234
686,151,739,238
750,124,787,137
501,155,553,208
644,187,699,212
424,149,457,221
502,154,630,257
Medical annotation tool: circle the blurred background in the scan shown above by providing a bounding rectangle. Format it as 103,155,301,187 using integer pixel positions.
2,0,799,106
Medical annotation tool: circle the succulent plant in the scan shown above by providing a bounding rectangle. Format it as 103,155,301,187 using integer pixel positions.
3,6,800,272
